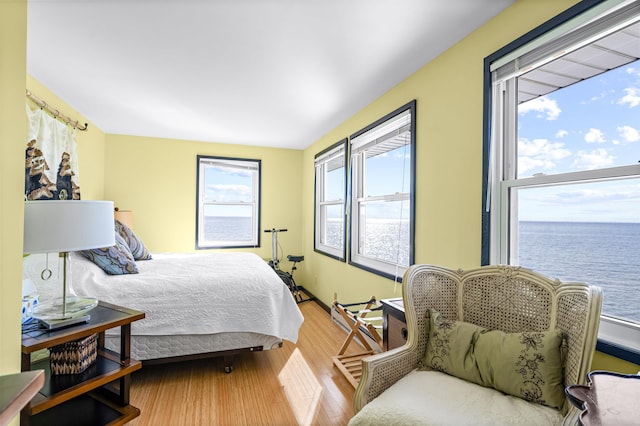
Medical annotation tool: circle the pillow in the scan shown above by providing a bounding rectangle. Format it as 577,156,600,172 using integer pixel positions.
78,232,138,275
475,329,565,409
423,309,484,386
115,219,152,260
423,309,565,410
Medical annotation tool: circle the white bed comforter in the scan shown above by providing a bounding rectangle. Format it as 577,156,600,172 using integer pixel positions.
37,252,304,342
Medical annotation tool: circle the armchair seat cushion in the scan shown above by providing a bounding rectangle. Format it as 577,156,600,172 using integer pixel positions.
349,369,564,426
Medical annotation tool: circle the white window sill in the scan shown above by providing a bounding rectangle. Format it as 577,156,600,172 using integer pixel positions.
597,316,640,365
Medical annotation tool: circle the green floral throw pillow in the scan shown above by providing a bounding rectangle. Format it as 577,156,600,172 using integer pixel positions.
423,309,565,410
423,309,484,386
474,329,565,409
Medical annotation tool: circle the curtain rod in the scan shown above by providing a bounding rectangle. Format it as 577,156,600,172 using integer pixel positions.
26,90,89,132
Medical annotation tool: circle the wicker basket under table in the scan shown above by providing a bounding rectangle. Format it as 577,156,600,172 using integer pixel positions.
49,333,98,375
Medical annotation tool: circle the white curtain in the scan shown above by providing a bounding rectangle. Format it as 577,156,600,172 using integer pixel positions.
25,106,81,200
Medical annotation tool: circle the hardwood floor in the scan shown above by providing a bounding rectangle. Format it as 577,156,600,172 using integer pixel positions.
128,299,363,425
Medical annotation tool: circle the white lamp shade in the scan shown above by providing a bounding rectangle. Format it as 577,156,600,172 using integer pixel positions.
23,200,115,254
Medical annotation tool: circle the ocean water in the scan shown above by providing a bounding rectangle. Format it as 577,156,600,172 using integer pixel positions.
205,216,253,241
326,218,410,266
518,221,640,323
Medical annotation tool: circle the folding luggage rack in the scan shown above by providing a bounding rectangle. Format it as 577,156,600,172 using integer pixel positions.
331,295,383,387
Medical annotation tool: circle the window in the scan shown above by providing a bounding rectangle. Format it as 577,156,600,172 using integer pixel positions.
314,139,347,260
196,155,261,249
349,101,416,280
484,0,640,360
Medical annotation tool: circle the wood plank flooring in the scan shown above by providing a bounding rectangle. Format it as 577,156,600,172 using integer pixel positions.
128,299,362,426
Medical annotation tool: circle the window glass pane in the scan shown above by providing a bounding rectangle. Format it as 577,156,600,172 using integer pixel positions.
326,166,345,201
358,199,410,266
512,179,640,323
315,140,347,260
197,155,259,249
364,143,411,197
321,204,344,248
204,164,253,202
487,2,640,358
349,101,415,278
517,59,640,179
202,204,254,241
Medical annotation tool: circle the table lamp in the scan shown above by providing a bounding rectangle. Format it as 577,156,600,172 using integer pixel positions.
23,200,115,328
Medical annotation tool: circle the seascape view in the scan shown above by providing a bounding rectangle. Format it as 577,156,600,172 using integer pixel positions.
518,221,639,323
205,216,253,242
209,216,638,323
324,219,638,323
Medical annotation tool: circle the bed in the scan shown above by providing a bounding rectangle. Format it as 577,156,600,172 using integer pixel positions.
23,251,304,372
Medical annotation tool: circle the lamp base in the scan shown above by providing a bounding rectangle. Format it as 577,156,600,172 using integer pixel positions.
31,296,98,321
39,314,91,330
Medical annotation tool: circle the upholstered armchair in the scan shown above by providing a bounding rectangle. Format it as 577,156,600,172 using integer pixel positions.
350,264,603,426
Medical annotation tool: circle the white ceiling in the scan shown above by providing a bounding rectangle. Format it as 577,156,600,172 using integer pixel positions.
27,0,514,150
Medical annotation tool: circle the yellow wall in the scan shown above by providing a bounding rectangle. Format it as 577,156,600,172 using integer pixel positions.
299,0,587,305
0,0,27,383
103,134,303,264
592,351,640,374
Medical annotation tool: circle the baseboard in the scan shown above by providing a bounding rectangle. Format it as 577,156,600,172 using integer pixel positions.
298,286,330,312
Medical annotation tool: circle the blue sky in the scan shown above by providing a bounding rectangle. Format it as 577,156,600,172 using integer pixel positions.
517,59,640,223
204,166,253,217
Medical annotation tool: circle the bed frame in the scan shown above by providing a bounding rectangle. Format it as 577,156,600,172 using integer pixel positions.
142,343,283,373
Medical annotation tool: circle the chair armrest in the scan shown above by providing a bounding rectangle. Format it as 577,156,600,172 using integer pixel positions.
352,342,422,412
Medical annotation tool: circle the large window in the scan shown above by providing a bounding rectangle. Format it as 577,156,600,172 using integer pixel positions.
196,155,261,249
484,0,640,360
314,139,347,260
349,101,416,280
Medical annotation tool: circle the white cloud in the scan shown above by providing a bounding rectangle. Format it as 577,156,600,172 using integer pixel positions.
619,87,640,107
617,125,640,143
570,148,615,171
518,138,571,174
518,180,640,222
584,128,605,143
206,184,251,200
547,182,640,205
208,184,250,193
518,96,561,120
519,156,551,174
555,129,568,138
589,91,608,102
519,138,571,159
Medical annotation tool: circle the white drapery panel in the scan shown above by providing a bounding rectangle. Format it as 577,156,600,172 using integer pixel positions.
25,106,81,200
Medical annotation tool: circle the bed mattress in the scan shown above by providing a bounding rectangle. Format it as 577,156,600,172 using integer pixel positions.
24,251,304,365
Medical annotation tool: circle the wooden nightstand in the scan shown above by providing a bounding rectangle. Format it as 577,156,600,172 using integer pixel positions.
380,298,407,351
21,301,145,426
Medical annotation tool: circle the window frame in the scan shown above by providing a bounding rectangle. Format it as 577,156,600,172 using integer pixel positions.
482,0,640,364
348,100,416,281
314,138,348,261
195,155,261,249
